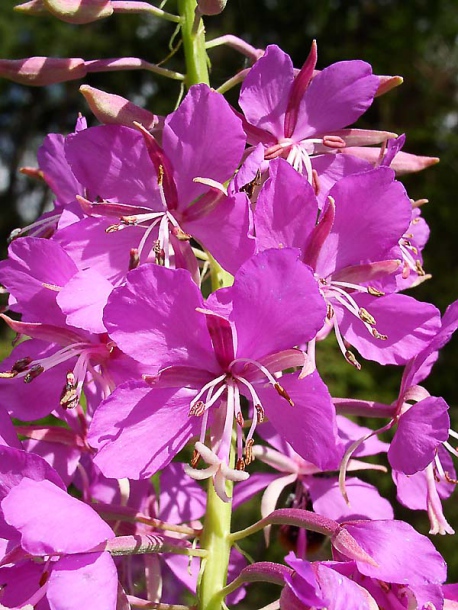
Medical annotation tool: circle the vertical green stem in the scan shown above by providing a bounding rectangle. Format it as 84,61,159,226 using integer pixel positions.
177,3,232,609
198,479,233,610
177,0,210,87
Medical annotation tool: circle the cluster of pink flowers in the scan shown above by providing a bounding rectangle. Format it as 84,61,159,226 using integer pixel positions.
0,5,457,607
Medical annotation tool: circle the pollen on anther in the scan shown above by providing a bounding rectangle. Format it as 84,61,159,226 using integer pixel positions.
189,400,206,417
24,364,44,383
190,448,201,468
274,382,294,407
236,458,246,471
244,438,254,465
367,286,384,297
255,404,265,423
345,350,361,370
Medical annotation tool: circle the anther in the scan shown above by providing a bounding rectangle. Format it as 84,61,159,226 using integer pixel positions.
129,248,140,270
236,412,244,427
105,224,121,233
189,400,206,417
255,404,265,423
0,370,18,379
60,372,78,409
326,303,334,320
372,329,388,340
444,472,458,485
415,261,426,276
358,307,376,325
322,135,346,149
157,164,164,187
190,448,200,468
120,216,138,226
154,240,165,265
236,458,246,471
274,382,294,406
172,226,192,241
344,350,361,370
367,286,384,297
7,228,22,243
24,365,44,383
244,438,254,465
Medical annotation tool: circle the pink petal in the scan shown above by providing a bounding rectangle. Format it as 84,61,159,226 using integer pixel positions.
2,478,114,555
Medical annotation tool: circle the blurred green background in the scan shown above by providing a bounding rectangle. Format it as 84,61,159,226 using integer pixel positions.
0,0,458,605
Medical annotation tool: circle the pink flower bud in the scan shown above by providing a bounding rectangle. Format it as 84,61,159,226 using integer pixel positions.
42,0,113,24
14,0,46,15
0,57,86,86
79,84,161,131
197,0,227,16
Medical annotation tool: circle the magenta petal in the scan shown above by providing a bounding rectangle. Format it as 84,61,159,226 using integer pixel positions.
23,438,81,487
0,407,21,449
388,396,450,475
316,168,411,276
294,60,379,139
257,373,341,471
341,520,447,585
0,561,46,608
340,293,441,365
65,124,161,205
232,472,280,510
2,478,114,555
314,563,376,610
0,237,77,325
408,298,458,387
47,552,117,610
255,158,317,252
88,381,200,479
309,477,393,521
231,249,326,360
183,192,255,275
159,463,206,523
57,269,113,334
163,84,246,207
284,553,327,608
37,133,83,205
104,264,218,371
0,445,65,499
54,216,144,286
239,45,293,139
0,340,78,421
310,153,372,206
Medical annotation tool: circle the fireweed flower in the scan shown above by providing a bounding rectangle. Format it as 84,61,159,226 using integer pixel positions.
227,518,446,608
0,446,117,610
238,43,387,195
254,159,441,367
0,479,117,610
388,299,458,534
88,248,342,500
54,83,254,284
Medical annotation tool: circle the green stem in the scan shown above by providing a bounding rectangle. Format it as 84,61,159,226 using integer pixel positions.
177,0,210,87
176,5,231,609
198,479,233,610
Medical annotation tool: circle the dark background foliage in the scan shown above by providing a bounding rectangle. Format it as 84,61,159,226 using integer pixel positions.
1,0,458,603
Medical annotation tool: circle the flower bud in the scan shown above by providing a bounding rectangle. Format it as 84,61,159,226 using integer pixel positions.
197,0,227,16
42,0,113,24
79,84,161,131
0,57,86,86
14,0,46,15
